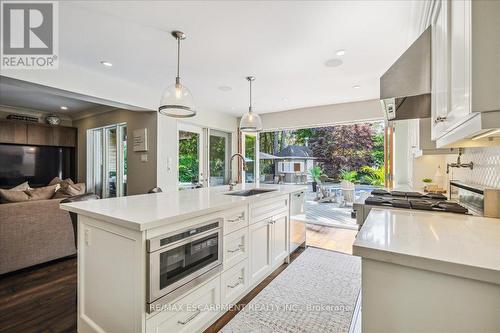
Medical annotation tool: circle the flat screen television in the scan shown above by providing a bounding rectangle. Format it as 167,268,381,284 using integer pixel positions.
0,144,75,189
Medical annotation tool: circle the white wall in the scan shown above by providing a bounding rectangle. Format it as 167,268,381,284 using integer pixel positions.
260,99,383,131
393,120,410,188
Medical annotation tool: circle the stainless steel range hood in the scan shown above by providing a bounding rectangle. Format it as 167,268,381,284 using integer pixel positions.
380,26,431,121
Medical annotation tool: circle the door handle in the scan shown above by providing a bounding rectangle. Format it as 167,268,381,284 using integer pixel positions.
177,309,201,325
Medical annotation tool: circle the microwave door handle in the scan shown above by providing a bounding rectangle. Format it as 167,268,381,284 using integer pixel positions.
160,229,220,252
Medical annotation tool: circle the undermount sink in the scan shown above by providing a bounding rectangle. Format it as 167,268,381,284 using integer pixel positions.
224,189,276,197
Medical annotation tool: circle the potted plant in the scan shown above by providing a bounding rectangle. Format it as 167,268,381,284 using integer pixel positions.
309,166,322,192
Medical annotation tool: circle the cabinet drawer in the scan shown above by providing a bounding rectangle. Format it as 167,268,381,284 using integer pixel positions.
146,276,221,333
249,195,288,224
223,206,248,235
223,228,248,270
221,258,249,306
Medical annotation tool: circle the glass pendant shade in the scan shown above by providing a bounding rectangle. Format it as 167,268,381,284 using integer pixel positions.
158,30,196,118
239,110,262,132
159,81,196,117
239,76,262,132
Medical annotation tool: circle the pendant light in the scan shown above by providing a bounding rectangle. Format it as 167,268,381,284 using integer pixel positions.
158,31,196,118
239,76,262,132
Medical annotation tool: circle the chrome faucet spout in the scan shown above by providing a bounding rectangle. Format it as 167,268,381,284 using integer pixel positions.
446,148,473,174
228,153,248,191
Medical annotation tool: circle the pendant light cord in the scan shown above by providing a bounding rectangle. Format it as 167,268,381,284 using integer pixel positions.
249,79,253,112
176,37,181,82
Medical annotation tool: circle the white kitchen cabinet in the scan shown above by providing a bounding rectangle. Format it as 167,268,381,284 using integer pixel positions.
271,213,289,267
223,227,248,271
146,276,221,333
220,258,249,305
249,218,272,285
429,0,500,147
431,0,449,140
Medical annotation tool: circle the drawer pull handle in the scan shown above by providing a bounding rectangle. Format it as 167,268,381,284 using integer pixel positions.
227,244,244,253
228,277,243,289
177,309,201,325
227,214,244,223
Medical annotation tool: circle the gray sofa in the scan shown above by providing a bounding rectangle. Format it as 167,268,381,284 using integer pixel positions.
0,198,76,274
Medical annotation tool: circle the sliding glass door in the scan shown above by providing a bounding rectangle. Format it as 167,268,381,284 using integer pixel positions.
87,123,127,198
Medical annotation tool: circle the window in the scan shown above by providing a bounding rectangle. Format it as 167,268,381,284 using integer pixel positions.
241,132,259,184
209,130,231,186
87,123,127,198
177,124,232,189
178,123,203,188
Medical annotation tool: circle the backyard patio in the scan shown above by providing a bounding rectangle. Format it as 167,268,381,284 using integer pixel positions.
292,184,376,230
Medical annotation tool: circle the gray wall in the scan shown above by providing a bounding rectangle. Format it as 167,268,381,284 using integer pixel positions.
73,109,157,196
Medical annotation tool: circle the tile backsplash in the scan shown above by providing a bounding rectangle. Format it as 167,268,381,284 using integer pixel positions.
459,147,500,188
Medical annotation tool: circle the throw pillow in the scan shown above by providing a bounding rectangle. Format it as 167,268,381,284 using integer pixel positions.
48,177,62,186
10,181,30,191
0,188,31,203
53,182,86,198
26,184,59,201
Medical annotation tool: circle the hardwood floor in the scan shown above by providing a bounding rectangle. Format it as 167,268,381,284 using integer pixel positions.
306,224,357,254
0,256,77,333
0,225,354,333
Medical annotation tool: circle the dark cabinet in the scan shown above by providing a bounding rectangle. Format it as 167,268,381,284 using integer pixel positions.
0,120,76,147
27,123,54,146
0,121,27,144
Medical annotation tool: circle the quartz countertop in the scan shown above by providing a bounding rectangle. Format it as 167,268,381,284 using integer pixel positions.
60,184,306,231
353,208,500,284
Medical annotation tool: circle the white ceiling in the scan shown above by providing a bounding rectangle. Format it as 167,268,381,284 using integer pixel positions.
55,1,415,116
0,76,143,119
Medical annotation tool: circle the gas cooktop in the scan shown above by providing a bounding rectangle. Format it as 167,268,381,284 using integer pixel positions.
370,189,447,200
365,190,468,214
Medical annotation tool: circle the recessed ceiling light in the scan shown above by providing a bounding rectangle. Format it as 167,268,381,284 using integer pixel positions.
60,106,68,110
218,86,232,92
100,61,113,67
336,49,346,56
324,58,343,68
353,85,361,89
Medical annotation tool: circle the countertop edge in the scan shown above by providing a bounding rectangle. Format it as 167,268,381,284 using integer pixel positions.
60,186,306,231
352,244,500,285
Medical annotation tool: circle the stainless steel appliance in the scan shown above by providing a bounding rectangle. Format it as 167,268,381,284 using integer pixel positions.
290,190,306,252
450,181,500,218
380,26,431,121
147,219,223,312
353,189,470,227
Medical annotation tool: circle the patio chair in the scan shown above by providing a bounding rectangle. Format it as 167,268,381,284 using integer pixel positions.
316,183,336,203
340,180,355,207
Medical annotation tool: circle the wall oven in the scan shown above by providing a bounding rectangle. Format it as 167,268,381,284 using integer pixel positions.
147,218,223,312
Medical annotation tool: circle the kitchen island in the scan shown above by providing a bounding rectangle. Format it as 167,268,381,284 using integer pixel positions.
60,184,306,333
353,208,500,333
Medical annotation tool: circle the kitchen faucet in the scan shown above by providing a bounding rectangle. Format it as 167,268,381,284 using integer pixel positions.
228,153,248,191
446,148,473,174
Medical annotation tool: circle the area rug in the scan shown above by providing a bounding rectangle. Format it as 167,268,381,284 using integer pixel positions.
221,247,361,333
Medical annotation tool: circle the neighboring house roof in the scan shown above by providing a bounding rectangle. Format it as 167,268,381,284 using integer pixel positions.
276,145,316,159
259,152,279,160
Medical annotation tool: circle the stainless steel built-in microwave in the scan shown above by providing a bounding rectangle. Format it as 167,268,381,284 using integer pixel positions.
147,218,223,312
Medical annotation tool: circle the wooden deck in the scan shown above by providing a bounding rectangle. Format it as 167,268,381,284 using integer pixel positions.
295,190,358,230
